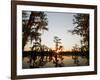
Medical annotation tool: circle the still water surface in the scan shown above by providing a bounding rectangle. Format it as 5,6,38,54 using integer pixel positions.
23,55,89,69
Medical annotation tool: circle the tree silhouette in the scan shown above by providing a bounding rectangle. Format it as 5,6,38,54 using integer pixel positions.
22,11,48,50
53,36,62,67
54,36,61,52
72,44,79,52
59,45,63,52
69,14,89,52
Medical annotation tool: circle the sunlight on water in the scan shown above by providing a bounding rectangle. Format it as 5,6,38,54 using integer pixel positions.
22,55,89,69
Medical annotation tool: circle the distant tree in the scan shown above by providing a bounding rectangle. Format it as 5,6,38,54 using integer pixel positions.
72,44,79,52
54,36,61,52
69,14,89,51
41,45,50,51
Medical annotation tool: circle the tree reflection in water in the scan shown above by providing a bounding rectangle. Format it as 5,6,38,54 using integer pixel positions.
23,51,89,69
72,55,80,66
28,51,64,68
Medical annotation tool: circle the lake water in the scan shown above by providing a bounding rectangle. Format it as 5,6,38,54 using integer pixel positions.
22,55,89,69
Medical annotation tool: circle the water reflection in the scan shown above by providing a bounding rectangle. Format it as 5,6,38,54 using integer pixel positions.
72,55,80,66
22,52,89,69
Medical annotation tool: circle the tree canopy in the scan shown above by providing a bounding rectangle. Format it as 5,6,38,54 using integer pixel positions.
22,11,48,50
70,14,89,51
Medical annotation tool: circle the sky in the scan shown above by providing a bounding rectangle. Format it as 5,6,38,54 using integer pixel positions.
24,11,82,51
